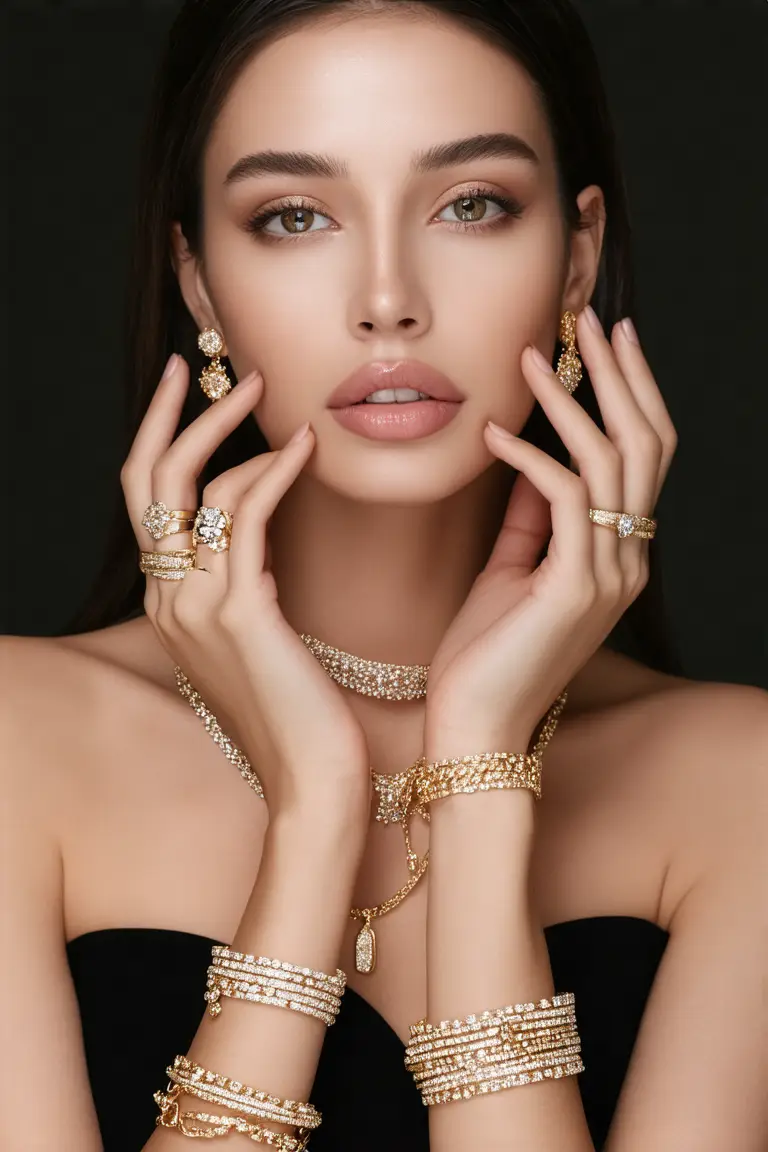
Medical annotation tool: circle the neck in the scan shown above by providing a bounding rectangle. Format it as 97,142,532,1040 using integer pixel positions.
268,460,514,668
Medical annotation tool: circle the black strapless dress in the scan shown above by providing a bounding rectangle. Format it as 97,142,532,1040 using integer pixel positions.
66,917,667,1151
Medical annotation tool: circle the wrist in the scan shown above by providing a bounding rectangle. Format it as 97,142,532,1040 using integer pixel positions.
423,725,536,764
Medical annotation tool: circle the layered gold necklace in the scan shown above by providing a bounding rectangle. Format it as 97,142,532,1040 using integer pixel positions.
174,634,564,974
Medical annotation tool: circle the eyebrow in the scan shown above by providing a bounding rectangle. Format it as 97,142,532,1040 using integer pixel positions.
223,132,539,186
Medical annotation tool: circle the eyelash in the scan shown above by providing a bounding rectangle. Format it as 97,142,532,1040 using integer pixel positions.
243,186,524,243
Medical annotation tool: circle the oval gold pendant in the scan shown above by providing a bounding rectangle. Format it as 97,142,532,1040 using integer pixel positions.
355,921,377,974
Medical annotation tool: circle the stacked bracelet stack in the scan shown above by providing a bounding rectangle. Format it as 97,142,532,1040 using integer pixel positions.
153,949,344,1143
154,1055,319,1148
205,946,347,1027
404,993,584,1106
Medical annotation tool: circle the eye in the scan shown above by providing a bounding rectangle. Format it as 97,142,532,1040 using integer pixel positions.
436,188,524,233
243,187,524,244
244,199,332,242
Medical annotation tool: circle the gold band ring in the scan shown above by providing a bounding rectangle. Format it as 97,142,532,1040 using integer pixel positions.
142,501,198,541
589,509,657,540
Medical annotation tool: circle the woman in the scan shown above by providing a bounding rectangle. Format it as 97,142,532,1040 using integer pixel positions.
2,1,766,1149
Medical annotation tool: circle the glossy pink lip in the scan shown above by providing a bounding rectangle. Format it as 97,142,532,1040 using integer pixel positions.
326,360,466,408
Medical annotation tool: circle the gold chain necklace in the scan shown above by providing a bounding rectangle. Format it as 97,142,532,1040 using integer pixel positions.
174,636,566,975
174,665,431,973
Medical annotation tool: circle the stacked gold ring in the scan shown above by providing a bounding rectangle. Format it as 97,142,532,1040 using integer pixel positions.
139,549,197,581
141,501,197,540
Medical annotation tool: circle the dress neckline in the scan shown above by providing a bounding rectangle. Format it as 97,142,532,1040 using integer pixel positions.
66,917,668,1053
66,915,668,952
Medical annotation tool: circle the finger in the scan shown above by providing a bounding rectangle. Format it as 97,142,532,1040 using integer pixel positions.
485,422,593,588
610,319,678,507
121,353,190,540
149,368,263,552
577,308,660,524
523,343,622,585
173,448,284,591
228,422,315,596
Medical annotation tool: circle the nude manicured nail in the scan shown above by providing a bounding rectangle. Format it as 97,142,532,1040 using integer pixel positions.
529,345,554,374
583,304,602,332
487,420,514,439
288,421,310,444
621,317,640,345
161,353,178,380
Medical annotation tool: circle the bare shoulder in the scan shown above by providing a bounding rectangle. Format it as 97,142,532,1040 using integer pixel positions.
0,619,178,812
619,662,767,921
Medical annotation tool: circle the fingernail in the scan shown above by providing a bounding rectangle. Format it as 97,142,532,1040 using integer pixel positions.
288,420,310,444
161,353,178,380
583,304,602,333
620,317,640,345
487,420,514,439
237,370,260,388
529,345,554,375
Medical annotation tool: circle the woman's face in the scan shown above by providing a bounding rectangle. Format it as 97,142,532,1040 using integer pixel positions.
177,10,600,505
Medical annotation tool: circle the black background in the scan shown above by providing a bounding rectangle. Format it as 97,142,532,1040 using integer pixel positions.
3,0,767,688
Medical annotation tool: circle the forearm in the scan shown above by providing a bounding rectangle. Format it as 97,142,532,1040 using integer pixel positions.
425,782,594,1152
144,803,366,1150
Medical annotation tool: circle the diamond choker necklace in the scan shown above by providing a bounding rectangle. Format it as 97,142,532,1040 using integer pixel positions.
299,634,429,701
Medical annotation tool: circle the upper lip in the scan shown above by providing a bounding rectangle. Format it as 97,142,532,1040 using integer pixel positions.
327,360,466,408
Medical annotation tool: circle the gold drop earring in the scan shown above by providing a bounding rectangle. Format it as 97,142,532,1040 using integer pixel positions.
198,327,233,402
555,310,582,395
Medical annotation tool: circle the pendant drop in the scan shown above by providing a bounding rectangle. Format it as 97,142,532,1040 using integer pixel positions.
355,917,377,974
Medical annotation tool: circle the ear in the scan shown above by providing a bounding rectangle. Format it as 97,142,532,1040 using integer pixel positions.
561,185,606,315
170,221,228,349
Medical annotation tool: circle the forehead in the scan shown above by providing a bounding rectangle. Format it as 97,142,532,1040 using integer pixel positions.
205,12,554,183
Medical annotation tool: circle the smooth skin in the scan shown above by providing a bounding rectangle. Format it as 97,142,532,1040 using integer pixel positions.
2,8,767,1151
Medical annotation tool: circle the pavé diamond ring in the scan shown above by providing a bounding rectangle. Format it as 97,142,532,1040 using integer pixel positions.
193,506,234,553
141,501,197,541
589,508,657,540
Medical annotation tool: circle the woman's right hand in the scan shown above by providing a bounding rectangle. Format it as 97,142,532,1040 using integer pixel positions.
120,354,372,825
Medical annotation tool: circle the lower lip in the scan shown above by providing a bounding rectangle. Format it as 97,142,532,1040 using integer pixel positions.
329,400,462,440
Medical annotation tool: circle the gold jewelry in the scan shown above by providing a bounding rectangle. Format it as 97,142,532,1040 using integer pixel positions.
413,690,567,806
414,750,543,804
299,634,429,701
153,1084,311,1148
193,506,234,552
141,501,197,541
198,328,233,401
405,993,584,1105
350,848,430,975
173,667,566,974
162,1055,321,1130
205,946,346,1026
139,548,197,581
173,666,430,973
589,508,657,540
556,310,582,394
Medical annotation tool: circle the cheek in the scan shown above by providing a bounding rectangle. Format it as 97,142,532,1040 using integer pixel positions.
204,251,336,442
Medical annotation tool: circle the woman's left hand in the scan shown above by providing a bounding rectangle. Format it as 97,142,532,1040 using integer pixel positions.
424,307,678,757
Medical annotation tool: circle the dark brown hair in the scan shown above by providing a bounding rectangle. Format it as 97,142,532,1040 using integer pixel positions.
63,0,681,676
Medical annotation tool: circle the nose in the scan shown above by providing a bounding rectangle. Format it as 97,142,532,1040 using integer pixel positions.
349,233,432,341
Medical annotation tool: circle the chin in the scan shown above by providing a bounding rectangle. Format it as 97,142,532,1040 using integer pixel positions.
309,425,493,505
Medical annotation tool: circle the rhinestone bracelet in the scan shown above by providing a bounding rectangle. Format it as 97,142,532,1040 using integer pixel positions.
413,750,543,804
154,1083,312,1148
162,1055,322,1130
405,994,583,1105
206,946,346,1025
